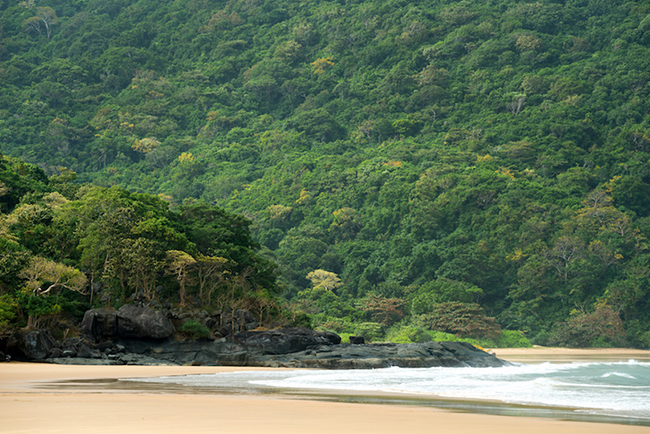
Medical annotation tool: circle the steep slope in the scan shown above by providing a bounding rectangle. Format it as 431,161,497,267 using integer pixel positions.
1,0,649,345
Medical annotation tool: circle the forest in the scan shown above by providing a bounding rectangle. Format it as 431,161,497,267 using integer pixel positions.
1,0,650,347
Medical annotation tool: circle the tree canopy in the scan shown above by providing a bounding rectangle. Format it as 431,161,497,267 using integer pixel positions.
1,0,650,346
0,153,279,331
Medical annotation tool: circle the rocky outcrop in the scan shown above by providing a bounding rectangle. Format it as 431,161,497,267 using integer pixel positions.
116,305,175,339
36,328,506,369
233,328,341,355
7,331,101,361
82,305,265,343
16,330,57,360
81,307,118,340
256,341,505,369
82,305,175,341
15,308,508,369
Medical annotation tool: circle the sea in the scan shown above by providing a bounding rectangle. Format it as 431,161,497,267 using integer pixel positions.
125,360,650,426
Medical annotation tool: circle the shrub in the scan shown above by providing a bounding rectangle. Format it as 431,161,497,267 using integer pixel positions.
385,325,432,343
547,304,627,348
626,320,650,349
339,333,353,343
285,311,312,329
417,302,501,339
179,319,211,340
361,294,405,326
428,330,461,342
490,330,533,348
352,322,384,342
0,294,18,334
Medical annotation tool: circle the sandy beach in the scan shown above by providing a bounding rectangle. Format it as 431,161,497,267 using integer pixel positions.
493,347,650,363
2,348,649,434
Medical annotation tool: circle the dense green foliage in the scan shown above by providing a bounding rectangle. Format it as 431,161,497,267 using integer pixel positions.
2,0,650,346
179,318,212,340
0,153,279,331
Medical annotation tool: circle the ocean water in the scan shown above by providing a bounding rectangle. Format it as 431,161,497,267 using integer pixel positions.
126,360,650,423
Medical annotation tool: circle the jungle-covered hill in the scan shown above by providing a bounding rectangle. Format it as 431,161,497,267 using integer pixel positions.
1,0,650,347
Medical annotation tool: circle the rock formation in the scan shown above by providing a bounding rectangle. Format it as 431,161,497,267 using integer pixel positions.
9,307,509,369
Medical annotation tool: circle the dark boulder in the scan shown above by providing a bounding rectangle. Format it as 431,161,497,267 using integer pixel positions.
349,336,365,344
81,307,118,341
16,330,57,360
233,327,341,355
116,305,175,339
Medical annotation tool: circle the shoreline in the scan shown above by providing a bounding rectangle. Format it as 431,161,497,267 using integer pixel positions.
492,347,650,363
2,348,650,434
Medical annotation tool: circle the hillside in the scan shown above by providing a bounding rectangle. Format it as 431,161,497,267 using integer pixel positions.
1,0,650,346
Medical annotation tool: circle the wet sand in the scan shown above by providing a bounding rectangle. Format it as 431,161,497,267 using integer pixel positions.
1,348,649,434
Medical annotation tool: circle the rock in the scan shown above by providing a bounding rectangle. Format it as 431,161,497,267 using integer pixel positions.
48,348,63,358
17,330,57,360
349,336,365,344
81,307,118,340
47,357,122,366
116,305,175,340
233,328,341,355
235,309,256,324
147,300,162,309
111,338,248,366
203,317,215,329
76,344,100,359
62,349,77,358
244,322,259,331
94,341,114,352
62,337,83,349
40,320,508,370
255,341,507,369
118,353,179,366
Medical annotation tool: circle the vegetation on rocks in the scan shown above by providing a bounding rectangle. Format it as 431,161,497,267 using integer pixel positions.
0,153,284,336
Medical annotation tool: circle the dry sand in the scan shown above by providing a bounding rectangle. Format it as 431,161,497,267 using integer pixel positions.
493,347,650,364
1,348,649,434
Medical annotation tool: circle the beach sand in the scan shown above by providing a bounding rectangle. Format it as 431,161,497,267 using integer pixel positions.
493,347,650,364
2,349,649,434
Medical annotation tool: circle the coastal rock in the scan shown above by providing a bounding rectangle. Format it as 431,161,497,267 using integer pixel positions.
81,307,118,340
39,326,508,369
86,337,249,366
233,327,341,355
116,305,175,340
256,341,507,369
16,330,57,360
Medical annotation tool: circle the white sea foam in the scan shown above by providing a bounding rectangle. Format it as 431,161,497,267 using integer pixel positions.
126,360,650,420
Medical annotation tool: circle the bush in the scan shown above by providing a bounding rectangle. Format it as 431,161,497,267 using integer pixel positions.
428,330,484,348
547,304,627,348
385,325,432,343
428,330,461,342
179,319,211,340
626,320,650,349
416,302,501,339
0,294,18,333
491,330,533,348
339,333,353,343
361,294,405,326
424,329,531,349
352,322,384,342
286,311,312,329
